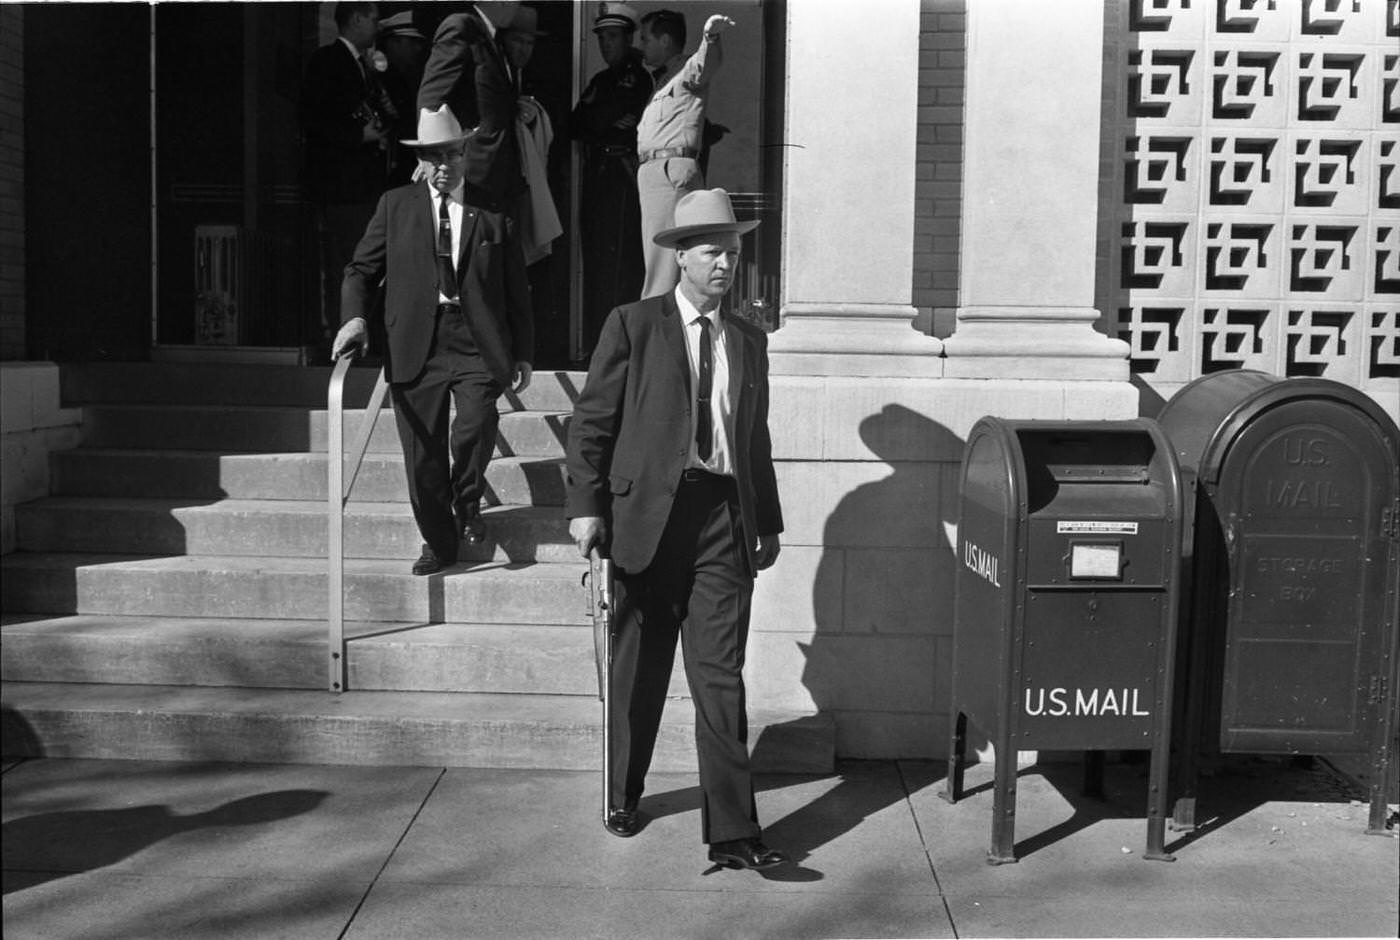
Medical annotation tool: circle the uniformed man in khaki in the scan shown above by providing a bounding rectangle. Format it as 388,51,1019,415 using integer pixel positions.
635,10,734,299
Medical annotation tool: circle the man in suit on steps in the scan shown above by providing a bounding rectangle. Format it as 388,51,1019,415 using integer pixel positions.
332,105,534,576
565,188,788,871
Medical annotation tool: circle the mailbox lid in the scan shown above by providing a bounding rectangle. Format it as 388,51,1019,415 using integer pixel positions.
1014,423,1181,588
1157,371,1400,486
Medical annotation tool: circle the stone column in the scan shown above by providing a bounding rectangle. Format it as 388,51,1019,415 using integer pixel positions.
941,0,1129,380
768,0,941,377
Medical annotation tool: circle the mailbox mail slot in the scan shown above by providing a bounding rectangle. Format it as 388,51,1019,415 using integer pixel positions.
943,418,1183,864
1158,371,1400,835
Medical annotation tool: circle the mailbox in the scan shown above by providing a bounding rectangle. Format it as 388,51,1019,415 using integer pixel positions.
943,418,1183,864
1158,371,1400,835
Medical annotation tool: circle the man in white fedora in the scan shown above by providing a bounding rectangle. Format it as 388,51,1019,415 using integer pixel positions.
333,105,534,575
565,188,787,871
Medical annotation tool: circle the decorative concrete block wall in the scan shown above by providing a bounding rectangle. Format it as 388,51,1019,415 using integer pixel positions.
1,363,82,554
1097,0,1400,420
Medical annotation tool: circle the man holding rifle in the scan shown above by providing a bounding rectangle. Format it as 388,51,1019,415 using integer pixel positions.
565,189,787,872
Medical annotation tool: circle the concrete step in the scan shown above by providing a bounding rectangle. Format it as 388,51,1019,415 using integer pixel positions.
60,362,588,412
79,404,570,457
16,499,577,563
1,553,589,625
50,449,568,506
1,614,639,696
0,681,835,772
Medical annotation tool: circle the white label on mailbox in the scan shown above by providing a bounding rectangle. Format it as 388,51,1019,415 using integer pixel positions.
1057,520,1139,535
1070,543,1121,578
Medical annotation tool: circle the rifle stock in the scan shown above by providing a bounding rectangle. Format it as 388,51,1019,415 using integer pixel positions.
586,552,615,822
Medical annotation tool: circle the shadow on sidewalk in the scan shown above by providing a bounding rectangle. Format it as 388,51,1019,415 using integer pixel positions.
2,788,328,894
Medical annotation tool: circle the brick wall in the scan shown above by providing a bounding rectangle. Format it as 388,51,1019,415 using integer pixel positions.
913,0,965,338
0,4,24,360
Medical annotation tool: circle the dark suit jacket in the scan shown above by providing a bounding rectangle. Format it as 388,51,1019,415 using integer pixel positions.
417,9,522,200
565,294,784,575
340,182,533,387
300,40,385,205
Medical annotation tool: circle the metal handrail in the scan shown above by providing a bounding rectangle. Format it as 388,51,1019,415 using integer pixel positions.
327,354,390,692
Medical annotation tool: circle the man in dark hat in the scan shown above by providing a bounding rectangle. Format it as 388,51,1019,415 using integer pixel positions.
300,1,385,352
416,1,524,203
377,10,430,184
565,188,788,871
571,1,652,359
332,105,534,575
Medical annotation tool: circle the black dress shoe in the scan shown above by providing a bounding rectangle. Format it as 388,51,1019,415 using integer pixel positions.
457,512,487,545
604,807,641,838
411,545,454,576
707,837,789,871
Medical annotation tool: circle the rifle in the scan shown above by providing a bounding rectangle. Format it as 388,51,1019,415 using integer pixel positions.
584,550,616,823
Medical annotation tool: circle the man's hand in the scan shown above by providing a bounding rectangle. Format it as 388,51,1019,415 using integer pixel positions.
755,533,780,571
362,120,385,144
703,14,735,38
331,318,368,360
410,161,429,183
570,516,607,558
513,362,533,393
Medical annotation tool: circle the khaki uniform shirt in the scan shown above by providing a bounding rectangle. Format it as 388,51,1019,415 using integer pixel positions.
636,37,721,157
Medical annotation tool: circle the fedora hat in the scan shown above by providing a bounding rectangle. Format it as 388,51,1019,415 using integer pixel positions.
592,1,639,32
505,6,546,36
653,189,759,248
400,105,473,148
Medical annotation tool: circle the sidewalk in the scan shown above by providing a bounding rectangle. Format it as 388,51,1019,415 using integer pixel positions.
2,754,1396,939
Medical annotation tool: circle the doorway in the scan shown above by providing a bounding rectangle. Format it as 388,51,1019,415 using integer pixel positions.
145,1,782,367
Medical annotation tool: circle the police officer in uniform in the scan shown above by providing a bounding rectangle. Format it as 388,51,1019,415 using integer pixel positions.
571,2,652,359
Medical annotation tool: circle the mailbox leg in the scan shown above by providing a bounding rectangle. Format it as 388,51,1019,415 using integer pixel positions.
1364,745,1394,836
1143,736,1177,861
943,711,967,804
987,750,1019,865
1170,651,1207,832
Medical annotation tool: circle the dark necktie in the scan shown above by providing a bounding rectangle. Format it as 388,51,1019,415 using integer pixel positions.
695,317,713,462
437,192,457,300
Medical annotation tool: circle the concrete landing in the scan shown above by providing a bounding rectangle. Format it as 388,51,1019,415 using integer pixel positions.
3,755,1395,939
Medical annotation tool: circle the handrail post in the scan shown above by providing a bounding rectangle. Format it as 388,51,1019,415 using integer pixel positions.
327,357,390,693
327,355,352,692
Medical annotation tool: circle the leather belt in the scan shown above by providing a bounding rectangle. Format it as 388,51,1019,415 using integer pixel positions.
437,302,461,315
639,146,698,164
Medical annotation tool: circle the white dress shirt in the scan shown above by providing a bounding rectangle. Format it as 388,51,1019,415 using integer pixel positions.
675,287,734,476
430,181,467,304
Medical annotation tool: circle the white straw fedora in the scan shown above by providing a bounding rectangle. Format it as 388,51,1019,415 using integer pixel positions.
399,105,473,148
652,189,760,248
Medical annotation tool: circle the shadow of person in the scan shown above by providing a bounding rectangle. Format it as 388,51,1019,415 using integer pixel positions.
2,789,328,894
748,404,987,867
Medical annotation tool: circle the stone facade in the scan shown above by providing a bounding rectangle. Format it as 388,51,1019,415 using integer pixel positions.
1,363,81,555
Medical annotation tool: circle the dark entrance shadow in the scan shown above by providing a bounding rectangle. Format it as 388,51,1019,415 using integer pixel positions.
1,789,328,894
